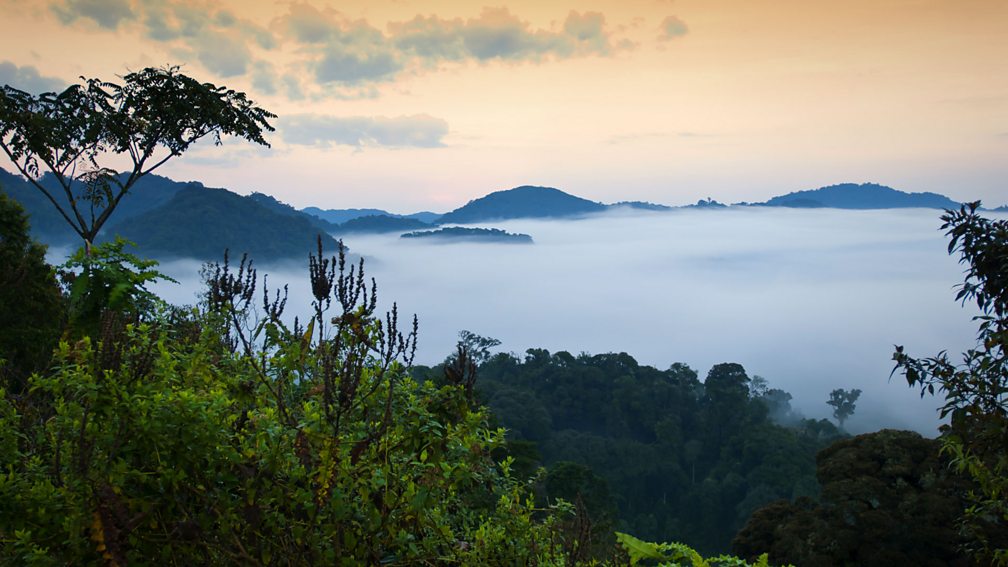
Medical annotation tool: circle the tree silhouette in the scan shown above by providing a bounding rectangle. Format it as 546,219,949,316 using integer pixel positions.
827,388,861,429
0,66,275,251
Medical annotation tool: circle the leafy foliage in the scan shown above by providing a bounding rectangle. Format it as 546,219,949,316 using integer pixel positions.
0,191,63,393
892,202,1008,563
0,240,569,565
732,429,970,567
414,350,843,554
0,66,274,247
616,532,775,567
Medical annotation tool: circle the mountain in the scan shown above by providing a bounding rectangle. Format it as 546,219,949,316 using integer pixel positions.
249,192,337,233
758,183,959,209
401,227,533,243
303,206,441,225
111,185,339,261
0,168,191,244
438,185,607,223
336,214,432,234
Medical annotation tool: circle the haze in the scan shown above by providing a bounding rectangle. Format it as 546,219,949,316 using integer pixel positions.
131,206,989,436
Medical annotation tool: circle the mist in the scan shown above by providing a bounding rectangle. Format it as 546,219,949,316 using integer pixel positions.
125,206,990,436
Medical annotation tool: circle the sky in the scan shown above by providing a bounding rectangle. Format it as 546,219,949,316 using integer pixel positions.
1,0,1006,211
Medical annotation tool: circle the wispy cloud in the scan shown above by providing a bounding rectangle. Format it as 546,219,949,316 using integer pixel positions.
278,114,450,148
0,60,67,93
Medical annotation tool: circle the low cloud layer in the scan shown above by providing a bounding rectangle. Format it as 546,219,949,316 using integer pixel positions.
125,207,990,436
0,61,67,93
278,113,449,148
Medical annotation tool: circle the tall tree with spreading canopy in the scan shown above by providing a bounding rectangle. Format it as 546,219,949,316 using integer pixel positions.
0,66,275,251
893,202,1008,564
826,388,861,429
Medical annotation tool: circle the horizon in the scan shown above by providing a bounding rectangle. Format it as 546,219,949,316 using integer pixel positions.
3,164,997,215
1,0,1005,210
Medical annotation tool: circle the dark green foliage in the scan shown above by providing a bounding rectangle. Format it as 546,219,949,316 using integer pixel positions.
60,237,175,337
893,202,1008,564
544,461,619,561
0,191,63,393
446,349,842,554
0,66,274,248
732,430,970,567
111,185,339,261
0,242,567,565
401,226,533,243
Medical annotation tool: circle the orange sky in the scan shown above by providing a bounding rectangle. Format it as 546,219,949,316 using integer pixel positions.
1,0,1006,210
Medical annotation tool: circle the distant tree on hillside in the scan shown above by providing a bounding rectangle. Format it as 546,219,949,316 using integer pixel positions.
827,388,861,429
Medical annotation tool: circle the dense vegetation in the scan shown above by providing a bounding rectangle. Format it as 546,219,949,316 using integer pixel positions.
111,185,340,261
414,352,841,554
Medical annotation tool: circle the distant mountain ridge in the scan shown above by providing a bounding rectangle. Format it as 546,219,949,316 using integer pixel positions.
438,185,607,223
0,167,338,261
303,206,440,225
756,183,959,209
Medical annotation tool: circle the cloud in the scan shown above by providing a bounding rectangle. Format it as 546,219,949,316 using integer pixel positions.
189,29,253,77
43,1,631,96
250,61,278,96
659,15,689,40
390,8,617,63
278,114,449,148
315,49,402,84
0,61,67,93
51,0,134,29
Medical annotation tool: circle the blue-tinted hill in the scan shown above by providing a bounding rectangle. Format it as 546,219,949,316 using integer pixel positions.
0,167,193,244
112,186,339,261
336,214,433,234
303,206,440,225
437,185,606,223
759,183,959,209
0,167,336,261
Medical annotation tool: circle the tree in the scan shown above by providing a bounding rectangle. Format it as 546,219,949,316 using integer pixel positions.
456,329,502,365
826,388,861,429
0,66,275,251
893,202,1008,564
0,191,63,392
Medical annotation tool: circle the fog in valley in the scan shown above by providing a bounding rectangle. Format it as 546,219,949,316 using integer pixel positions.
134,206,990,436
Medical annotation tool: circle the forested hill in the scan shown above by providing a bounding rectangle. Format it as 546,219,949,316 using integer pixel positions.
302,206,441,225
0,167,337,261
756,182,960,209
413,350,843,554
0,167,191,244
437,185,608,223
111,185,339,261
